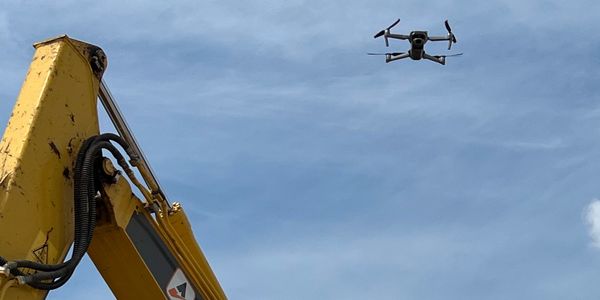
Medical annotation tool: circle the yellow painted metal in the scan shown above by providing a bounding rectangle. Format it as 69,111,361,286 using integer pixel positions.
0,36,104,299
88,174,166,299
167,205,227,299
89,168,227,299
0,36,226,300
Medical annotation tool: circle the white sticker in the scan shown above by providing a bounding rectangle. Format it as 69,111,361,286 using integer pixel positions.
166,268,196,300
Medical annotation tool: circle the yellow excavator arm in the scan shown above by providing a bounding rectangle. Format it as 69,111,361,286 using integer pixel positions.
0,36,226,300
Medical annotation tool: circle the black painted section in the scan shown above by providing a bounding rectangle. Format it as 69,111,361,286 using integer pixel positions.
126,212,201,300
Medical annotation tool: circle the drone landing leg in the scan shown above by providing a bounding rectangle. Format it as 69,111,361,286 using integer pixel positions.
386,53,410,63
423,53,445,65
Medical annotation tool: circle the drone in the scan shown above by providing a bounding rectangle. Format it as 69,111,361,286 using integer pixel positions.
369,19,462,65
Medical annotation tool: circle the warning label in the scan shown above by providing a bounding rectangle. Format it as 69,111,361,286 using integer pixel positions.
166,268,196,300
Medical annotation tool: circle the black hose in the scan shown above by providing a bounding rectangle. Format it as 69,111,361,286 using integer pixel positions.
4,136,97,277
0,134,133,290
19,137,107,287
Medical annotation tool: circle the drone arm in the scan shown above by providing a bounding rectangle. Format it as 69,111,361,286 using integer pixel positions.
423,53,445,65
385,33,409,40
385,52,410,63
427,35,450,41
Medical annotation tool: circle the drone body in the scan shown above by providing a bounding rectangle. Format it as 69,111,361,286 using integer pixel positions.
406,31,429,60
370,19,462,65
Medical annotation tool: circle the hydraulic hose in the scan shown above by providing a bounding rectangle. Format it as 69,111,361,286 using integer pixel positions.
0,133,135,290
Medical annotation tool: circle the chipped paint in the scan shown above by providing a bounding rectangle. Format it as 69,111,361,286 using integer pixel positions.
48,141,61,159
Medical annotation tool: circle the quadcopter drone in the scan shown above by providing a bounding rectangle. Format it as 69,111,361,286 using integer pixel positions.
369,19,462,65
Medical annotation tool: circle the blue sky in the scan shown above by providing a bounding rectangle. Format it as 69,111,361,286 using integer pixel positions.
2,0,600,299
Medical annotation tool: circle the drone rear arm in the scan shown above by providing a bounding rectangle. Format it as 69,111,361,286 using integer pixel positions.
385,33,409,40
428,35,450,41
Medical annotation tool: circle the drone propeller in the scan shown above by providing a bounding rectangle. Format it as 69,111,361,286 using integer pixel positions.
367,52,405,56
444,20,457,50
374,19,400,47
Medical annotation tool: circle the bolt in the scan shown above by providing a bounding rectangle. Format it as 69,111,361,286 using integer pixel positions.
102,158,118,177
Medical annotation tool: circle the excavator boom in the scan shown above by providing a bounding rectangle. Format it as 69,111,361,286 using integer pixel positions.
0,36,226,300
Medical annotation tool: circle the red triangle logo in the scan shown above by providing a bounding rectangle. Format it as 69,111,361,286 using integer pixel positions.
168,283,187,299
166,269,195,300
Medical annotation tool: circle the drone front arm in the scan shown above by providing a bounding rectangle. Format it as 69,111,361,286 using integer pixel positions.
385,52,410,63
385,33,409,40
428,35,450,41
423,53,445,65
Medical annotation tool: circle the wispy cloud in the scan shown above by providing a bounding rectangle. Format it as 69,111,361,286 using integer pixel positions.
585,200,600,248
216,228,478,299
2,1,600,299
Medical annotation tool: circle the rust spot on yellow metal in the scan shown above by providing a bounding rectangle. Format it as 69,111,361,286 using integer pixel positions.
67,138,75,155
48,141,61,159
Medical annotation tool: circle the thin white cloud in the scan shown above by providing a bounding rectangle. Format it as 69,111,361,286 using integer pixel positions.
215,229,478,299
585,200,600,248
467,137,566,152
1,1,600,299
